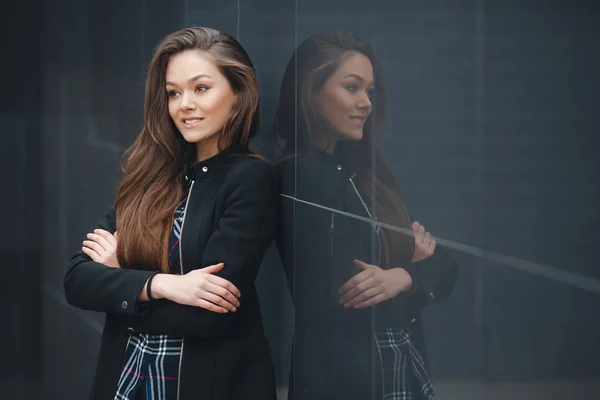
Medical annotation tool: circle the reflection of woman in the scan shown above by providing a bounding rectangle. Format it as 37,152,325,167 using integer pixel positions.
64,27,278,400
276,32,458,399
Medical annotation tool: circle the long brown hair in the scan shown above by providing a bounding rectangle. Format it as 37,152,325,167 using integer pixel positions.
116,27,259,272
276,32,414,266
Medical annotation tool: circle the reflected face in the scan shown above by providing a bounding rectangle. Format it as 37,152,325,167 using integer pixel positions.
166,50,237,160
314,51,374,143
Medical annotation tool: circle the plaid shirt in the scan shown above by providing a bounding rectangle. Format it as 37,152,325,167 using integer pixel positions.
375,328,434,400
114,199,186,400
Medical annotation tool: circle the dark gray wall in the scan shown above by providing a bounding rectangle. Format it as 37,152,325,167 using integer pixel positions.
1,0,598,399
0,0,43,398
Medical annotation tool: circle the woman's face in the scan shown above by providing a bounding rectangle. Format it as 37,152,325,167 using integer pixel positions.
166,49,237,161
314,51,374,145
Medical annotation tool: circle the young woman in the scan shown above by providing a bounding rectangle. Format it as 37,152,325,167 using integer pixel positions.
275,32,458,399
64,27,278,400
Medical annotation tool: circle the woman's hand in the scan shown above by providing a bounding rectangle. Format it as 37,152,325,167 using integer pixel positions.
82,229,120,268
338,260,413,308
411,221,436,262
152,263,241,313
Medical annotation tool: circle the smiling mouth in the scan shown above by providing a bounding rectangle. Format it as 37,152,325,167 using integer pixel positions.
180,118,204,128
350,116,366,125
183,118,203,125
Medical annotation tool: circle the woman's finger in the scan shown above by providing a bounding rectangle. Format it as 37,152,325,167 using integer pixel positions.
428,239,437,254
203,281,240,308
343,286,384,308
416,225,426,244
354,293,387,309
194,298,230,314
353,259,374,270
83,240,105,256
86,233,112,252
206,274,241,298
81,246,101,262
422,232,432,248
201,262,225,274
94,229,117,247
339,276,375,304
200,291,238,312
339,268,374,295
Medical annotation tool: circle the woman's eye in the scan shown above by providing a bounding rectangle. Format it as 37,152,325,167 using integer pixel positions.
195,85,208,92
167,90,180,97
346,84,358,93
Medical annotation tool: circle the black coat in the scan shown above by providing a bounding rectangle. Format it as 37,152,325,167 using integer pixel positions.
64,148,279,400
276,152,458,399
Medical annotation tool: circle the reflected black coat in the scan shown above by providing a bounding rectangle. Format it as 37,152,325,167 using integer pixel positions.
276,152,458,400
64,149,279,400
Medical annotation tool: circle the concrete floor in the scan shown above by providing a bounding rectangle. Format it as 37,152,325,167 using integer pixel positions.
4,379,599,399
276,379,600,400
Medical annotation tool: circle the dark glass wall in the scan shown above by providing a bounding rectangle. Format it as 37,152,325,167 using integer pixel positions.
1,0,598,398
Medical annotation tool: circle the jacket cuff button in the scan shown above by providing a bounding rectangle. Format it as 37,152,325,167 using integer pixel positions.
121,301,128,310
429,292,435,300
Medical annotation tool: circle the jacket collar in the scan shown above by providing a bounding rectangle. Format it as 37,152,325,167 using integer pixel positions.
183,144,251,184
280,147,356,179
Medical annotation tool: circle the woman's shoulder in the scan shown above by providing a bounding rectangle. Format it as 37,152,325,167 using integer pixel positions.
224,154,278,189
275,154,341,203
228,154,275,174
276,153,332,177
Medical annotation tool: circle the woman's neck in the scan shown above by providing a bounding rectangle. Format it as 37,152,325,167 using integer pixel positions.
310,134,337,155
196,136,229,161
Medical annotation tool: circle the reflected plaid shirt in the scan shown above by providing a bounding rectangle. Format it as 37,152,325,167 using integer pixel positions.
114,199,186,400
375,328,434,400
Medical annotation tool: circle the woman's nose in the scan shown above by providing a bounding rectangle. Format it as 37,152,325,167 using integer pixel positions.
180,92,196,110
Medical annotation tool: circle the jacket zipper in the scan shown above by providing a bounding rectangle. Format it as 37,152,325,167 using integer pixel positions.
177,180,194,400
330,213,335,256
348,175,382,267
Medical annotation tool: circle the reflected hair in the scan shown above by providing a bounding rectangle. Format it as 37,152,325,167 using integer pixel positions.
276,32,386,153
116,27,259,272
276,32,414,265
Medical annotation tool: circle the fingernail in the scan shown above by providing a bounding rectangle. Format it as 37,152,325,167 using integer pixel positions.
223,309,229,313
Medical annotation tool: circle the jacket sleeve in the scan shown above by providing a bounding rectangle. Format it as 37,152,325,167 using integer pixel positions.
373,243,458,326
376,205,459,314
63,206,156,316
399,245,458,307
127,160,279,337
